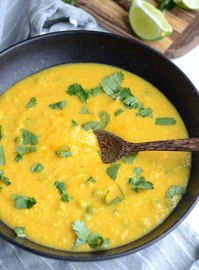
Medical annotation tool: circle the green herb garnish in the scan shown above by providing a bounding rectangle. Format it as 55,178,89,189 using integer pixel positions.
12,195,37,209
26,97,37,108
114,109,124,116
0,126,3,141
101,72,124,99
166,185,186,199
82,111,110,131
72,220,109,249
158,0,175,11
48,100,66,110
14,227,26,238
155,117,176,125
137,107,153,117
122,152,138,164
80,106,91,114
128,167,154,192
67,84,89,103
71,120,78,127
22,129,38,145
0,145,6,165
88,87,103,97
85,177,96,184
54,180,72,202
105,185,125,205
15,145,37,162
106,163,121,180
0,170,11,185
31,163,44,173
55,146,72,158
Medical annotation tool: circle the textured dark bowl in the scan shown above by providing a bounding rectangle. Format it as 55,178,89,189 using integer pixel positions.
0,31,198,261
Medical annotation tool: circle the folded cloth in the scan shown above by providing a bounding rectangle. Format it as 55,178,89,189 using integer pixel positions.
0,0,198,269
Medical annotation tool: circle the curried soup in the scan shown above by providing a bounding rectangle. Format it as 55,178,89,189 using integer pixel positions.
0,63,190,251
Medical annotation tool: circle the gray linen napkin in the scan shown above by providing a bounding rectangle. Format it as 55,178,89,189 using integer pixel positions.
0,0,198,269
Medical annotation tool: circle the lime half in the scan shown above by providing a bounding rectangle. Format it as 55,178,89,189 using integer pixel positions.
129,0,173,41
173,0,199,9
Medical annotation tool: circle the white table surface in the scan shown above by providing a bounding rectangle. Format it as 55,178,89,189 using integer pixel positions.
172,45,199,235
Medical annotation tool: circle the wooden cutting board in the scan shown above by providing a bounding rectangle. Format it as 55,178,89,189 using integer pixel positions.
76,0,199,58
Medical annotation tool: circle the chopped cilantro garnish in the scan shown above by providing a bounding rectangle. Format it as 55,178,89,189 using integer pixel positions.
155,117,176,125
85,177,96,184
71,120,78,127
82,111,110,131
128,167,154,192
80,106,91,114
26,97,37,108
105,185,125,205
0,126,3,141
137,107,153,117
88,87,103,97
0,170,11,185
15,145,37,162
158,0,175,11
166,185,186,199
54,180,72,202
122,152,138,164
114,109,124,116
67,84,89,103
31,163,44,173
22,129,38,145
101,72,124,99
72,220,109,249
14,227,26,238
48,100,66,110
0,145,6,165
106,163,121,180
55,146,72,158
12,195,37,209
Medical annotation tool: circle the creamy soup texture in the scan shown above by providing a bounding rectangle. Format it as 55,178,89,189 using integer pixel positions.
0,64,190,251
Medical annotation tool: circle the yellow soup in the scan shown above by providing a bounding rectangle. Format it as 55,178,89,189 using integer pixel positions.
0,63,190,251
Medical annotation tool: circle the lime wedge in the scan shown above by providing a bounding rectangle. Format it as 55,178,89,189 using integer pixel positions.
173,0,199,9
129,0,173,41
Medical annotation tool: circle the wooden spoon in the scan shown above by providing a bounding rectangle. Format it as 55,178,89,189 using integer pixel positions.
94,130,199,164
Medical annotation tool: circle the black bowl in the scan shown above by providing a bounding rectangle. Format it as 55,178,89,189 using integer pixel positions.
0,31,198,261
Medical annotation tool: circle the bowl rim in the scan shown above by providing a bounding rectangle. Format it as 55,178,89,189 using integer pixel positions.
0,30,198,261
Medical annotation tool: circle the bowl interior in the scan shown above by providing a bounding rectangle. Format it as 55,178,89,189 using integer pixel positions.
0,31,199,261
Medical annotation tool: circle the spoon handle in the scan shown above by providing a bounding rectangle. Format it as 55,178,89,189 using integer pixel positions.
128,138,199,152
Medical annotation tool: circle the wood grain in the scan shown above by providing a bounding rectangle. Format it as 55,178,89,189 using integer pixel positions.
76,0,199,58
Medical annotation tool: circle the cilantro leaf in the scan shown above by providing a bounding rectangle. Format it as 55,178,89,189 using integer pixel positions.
14,227,26,238
88,87,103,97
128,167,154,192
82,111,110,131
67,84,89,103
71,120,78,127
0,126,3,141
114,109,124,116
0,170,11,185
12,195,37,209
80,106,91,114
85,177,96,184
48,100,66,110
22,129,38,145
15,145,37,162
54,180,72,202
158,0,175,11
72,220,109,249
101,72,124,99
122,152,138,164
106,163,121,180
105,185,125,205
155,117,176,125
31,163,44,173
81,121,99,131
137,107,153,117
55,146,72,158
26,97,37,108
0,145,6,165
166,185,186,199
123,95,138,109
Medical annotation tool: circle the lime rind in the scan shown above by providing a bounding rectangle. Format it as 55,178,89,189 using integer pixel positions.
129,0,173,41
173,0,199,9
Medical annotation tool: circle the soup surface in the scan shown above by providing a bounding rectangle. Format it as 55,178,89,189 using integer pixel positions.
0,64,190,251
